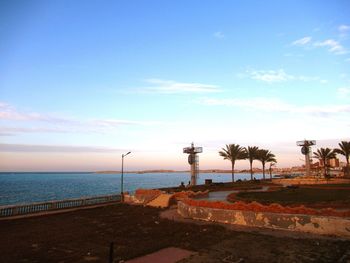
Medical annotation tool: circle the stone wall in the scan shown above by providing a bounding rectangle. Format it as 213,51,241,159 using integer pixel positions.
133,189,163,204
178,201,350,238
272,178,350,185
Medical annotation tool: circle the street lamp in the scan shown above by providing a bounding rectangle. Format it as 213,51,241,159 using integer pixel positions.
121,151,131,202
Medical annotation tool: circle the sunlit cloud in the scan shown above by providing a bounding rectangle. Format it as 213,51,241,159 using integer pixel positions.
338,25,350,32
213,31,225,39
314,39,348,54
142,79,221,93
0,103,76,124
0,143,124,153
247,69,293,83
200,97,291,111
291,30,348,55
338,24,350,38
0,127,72,136
337,87,350,98
291,36,312,46
198,97,350,116
0,102,163,136
91,119,162,127
245,69,326,83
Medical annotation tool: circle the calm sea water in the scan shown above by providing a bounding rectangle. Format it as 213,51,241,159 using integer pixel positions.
0,172,263,206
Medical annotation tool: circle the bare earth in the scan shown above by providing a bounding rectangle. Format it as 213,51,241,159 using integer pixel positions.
0,203,349,263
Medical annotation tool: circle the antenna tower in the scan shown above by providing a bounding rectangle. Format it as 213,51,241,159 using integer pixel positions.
296,140,316,177
183,142,202,186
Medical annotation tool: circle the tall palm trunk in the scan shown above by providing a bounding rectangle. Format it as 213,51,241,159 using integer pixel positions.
322,157,327,177
249,161,253,180
231,161,235,182
262,162,265,180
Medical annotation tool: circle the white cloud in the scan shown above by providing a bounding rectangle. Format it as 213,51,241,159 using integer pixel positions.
246,69,326,84
198,97,350,116
337,87,350,98
314,39,348,54
200,97,292,112
292,36,312,46
338,24,350,32
213,31,225,39
0,143,124,153
0,102,76,124
0,102,163,135
91,119,162,127
247,69,292,83
143,79,220,94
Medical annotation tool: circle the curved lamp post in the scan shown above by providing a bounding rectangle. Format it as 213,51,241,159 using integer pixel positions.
121,151,131,202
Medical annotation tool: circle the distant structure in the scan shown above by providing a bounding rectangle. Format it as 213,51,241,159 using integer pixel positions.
183,143,202,186
320,158,340,168
297,140,316,177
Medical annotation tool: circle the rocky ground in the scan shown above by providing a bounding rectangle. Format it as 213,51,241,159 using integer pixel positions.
0,203,349,263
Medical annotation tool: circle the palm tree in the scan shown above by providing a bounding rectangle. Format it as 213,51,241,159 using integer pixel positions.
245,146,259,180
269,161,276,180
313,148,336,178
257,149,277,180
219,144,247,182
334,141,350,177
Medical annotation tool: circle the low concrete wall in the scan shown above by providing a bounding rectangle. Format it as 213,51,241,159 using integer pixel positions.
273,178,350,185
178,201,350,238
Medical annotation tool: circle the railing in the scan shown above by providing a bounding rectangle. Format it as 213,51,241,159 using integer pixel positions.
0,194,121,218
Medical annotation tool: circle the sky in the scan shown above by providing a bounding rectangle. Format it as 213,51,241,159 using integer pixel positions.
0,0,350,171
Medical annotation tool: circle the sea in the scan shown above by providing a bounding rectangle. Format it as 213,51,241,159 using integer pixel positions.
0,172,263,206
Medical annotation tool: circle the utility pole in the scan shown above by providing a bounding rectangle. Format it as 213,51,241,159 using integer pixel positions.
121,151,131,202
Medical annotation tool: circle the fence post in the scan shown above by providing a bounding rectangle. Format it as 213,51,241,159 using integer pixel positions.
109,242,114,263
12,207,19,216
0,194,121,218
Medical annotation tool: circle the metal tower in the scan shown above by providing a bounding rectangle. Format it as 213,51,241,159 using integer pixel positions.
183,143,202,186
296,140,316,177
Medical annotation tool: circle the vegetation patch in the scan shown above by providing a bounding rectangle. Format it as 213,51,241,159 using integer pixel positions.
234,187,350,207
160,180,273,193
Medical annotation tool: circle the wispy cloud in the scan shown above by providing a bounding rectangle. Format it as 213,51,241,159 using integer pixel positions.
200,97,291,111
292,36,312,46
198,97,350,116
314,39,347,54
91,119,162,127
0,143,124,153
291,29,348,55
245,69,326,84
0,103,74,124
338,24,350,36
247,69,292,83
0,127,72,136
0,102,163,136
337,87,350,98
142,79,220,94
213,31,225,39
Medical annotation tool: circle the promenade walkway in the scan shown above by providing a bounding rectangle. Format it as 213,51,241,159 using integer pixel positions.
147,193,173,208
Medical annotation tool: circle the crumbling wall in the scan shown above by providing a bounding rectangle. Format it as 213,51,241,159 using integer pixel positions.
178,201,350,238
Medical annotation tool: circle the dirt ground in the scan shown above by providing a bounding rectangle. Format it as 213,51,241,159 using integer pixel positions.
0,203,349,263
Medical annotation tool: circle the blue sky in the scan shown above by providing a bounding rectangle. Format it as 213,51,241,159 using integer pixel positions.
1,0,350,171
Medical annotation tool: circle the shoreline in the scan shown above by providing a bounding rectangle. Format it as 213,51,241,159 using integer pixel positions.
94,169,273,174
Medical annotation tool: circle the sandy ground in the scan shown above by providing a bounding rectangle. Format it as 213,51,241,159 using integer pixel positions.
0,203,349,263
